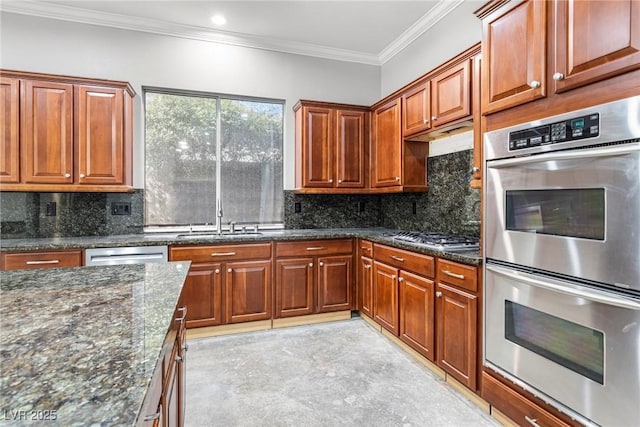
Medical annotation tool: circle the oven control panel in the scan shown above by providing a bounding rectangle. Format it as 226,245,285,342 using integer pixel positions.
508,113,600,151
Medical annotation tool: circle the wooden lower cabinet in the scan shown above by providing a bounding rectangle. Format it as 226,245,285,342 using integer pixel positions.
372,261,399,334
274,239,353,318
0,249,83,270
399,270,435,361
358,240,374,318
482,371,573,427
169,243,272,328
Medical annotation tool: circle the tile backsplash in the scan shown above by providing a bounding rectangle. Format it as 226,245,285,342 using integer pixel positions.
0,190,144,239
285,149,480,237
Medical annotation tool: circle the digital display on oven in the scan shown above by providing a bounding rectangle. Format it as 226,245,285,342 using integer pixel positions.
505,301,604,384
505,188,605,240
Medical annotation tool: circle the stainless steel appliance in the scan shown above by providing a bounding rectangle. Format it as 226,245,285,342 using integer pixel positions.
84,246,168,266
392,231,479,252
483,96,640,427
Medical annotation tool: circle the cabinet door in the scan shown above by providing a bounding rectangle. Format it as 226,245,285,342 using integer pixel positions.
399,270,435,361
317,255,352,313
0,77,19,183
402,82,431,137
76,85,124,185
481,0,547,114
275,257,314,318
553,0,640,93
21,79,74,184
373,261,399,335
181,263,223,328
335,109,366,188
436,282,478,390
372,98,402,188
164,353,179,427
302,106,334,187
359,255,373,318
431,59,471,126
225,260,272,323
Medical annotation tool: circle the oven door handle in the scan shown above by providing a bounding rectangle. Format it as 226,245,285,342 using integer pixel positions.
486,264,640,310
487,143,639,169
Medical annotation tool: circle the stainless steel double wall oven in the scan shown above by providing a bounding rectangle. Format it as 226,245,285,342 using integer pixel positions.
483,96,640,427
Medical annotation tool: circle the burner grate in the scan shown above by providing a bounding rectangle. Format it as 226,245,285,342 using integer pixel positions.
392,231,479,252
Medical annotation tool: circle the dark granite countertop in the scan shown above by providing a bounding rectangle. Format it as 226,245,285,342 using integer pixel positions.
0,228,481,266
0,262,190,426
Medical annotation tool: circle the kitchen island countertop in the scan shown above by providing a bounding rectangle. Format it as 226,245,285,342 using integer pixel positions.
0,228,481,266
0,261,190,426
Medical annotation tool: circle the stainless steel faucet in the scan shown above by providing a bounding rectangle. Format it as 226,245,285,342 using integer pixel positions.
216,200,224,235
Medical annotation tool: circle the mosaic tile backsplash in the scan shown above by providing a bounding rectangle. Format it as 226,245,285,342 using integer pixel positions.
0,190,144,239
285,149,480,237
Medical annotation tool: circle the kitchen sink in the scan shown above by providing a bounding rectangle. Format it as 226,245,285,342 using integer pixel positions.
175,232,263,239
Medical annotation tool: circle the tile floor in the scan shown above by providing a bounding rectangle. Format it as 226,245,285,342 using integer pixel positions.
184,318,500,427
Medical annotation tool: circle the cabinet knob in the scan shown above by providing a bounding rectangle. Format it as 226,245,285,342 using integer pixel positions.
423,119,429,124
144,412,161,422
215,269,220,274
391,275,397,280
319,262,324,267
64,173,71,178
309,263,313,267
472,166,480,173
553,72,565,81
395,176,400,181
398,277,404,283
436,291,443,298
431,116,437,121
338,179,342,183
328,179,333,183
227,268,232,273
529,80,541,88
364,264,371,269
175,355,183,362
79,173,85,178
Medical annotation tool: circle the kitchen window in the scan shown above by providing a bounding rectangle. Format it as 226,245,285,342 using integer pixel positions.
144,89,284,229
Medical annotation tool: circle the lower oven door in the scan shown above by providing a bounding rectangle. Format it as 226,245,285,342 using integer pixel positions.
485,262,640,427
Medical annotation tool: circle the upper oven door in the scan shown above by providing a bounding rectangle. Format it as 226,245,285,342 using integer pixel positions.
485,142,640,291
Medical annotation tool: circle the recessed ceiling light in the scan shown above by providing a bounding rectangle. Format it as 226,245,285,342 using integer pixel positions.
211,14,226,26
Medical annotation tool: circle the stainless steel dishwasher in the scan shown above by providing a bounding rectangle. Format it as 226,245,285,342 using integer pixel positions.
84,246,168,266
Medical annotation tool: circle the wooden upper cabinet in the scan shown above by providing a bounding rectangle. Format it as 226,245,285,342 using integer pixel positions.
0,69,134,192
76,85,125,185
431,59,471,126
294,101,367,192
335,109,366,188
372,98,402,188
21,79,74,184
553,0,640,93
402,82,431,137
0,77,19,183
480,0,547,114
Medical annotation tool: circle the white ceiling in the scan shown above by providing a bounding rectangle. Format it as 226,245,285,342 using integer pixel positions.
0,0,466,65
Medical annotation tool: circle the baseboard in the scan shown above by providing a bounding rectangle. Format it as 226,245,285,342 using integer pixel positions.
380,328,446,380
272,311,351,329
186,320,272,340
491,407,518,427
359,313,382,332
446,375,491,414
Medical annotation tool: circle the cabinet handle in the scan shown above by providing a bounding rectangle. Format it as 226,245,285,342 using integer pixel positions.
552,72,565,81
525,416,540,426
431,116,437,121
178,306,187,313
443,270,465,280
360,247,371,251
79,173,85,178
25,260,60,265
211,252,236,257
182,343,189,352
390,255,404,262
436,291,443,298
309,263,314,267
364,264,371,269
175,355,183,362
214,268,220,274
306,246,326,251
227,268,232,273
529,80,541,88
64,173,71,178
144,412,161,421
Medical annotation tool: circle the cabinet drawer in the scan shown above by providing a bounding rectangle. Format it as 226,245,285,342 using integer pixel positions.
275,239,352,257
358,240,373,257
374,244,434,278
1,250,82,270
437,259,477,292
170,243,271,263
482,372,572,427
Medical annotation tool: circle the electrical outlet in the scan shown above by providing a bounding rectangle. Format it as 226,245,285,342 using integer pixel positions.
45,202,57,216
111,202,131,216
294,202,302,213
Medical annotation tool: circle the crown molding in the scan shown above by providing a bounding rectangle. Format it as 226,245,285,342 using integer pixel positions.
379,0,466,64
1,0,462,66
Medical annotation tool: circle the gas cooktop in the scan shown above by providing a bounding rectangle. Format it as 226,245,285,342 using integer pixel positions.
391,231,480,252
